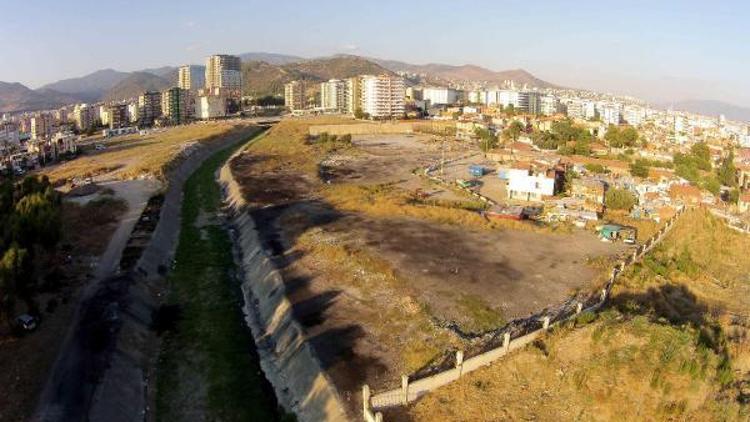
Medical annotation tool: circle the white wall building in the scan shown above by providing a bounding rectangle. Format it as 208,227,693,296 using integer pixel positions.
422,87,459,105
320,79,348,112
506,168,557,202
360,75,405,119
196,95,227,120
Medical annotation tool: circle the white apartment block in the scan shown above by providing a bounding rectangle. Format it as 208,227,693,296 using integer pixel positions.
540,95,560,116
360,75,405,119
0,120,20,149
73,104,97,131
599,104,622,125
498,90,519,108
320,79,348,112
30,113,53,140
346,76,362,114
623,105,646,126
422,87,459,105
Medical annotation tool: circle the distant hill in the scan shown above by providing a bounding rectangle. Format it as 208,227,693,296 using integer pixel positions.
660,99,750,123
0,82,78,113
242,56,392,96
369,57,558,88
103,72,172,102
238,52,304,65
39,69,130,102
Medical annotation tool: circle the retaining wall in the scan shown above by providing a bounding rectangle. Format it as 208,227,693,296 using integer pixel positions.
218,146,349,422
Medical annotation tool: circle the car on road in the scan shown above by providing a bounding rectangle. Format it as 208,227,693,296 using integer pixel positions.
95,144,106,151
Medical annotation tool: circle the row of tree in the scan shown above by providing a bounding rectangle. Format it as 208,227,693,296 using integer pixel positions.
0,176,62,326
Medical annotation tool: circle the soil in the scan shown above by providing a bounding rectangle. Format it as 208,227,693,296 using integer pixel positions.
230,132,628,413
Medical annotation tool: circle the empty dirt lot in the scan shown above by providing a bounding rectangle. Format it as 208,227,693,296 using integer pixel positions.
229,119,627,414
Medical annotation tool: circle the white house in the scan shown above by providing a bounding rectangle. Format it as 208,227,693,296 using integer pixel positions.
506,167,558,202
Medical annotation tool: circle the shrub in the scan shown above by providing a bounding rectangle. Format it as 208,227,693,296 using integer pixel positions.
605,188,637,211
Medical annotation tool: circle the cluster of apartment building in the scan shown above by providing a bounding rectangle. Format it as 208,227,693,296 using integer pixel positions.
0,54,245,171
284,74,406,119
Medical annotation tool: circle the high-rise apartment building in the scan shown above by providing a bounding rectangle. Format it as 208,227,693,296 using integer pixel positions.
320,79,348,112
108,104,129,129
518,91,542,114
284,81,306,111
360,75,405,119
178,65,205,91
73,104,96,132
205,55,242,93
138,91,162,126
161,87,191,125
346,77,362,114
30,113,54,140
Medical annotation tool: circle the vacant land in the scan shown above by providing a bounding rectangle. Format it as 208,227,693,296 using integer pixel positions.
155,129,285,421
228,117,627,414
395,209,750,421
42,121,249,183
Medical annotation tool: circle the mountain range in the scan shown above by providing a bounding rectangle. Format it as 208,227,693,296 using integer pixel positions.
659,100,750,123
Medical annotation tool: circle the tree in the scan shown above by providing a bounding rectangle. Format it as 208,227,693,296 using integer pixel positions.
502,121,524,145
475,128,498,154
690,142,712,171
629,159,650,178
717,149,737,187
701,175,721,196
605,188,637,211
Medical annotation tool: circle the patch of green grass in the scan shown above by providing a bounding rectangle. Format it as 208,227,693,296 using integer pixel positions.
156,128,286,422
456,294,505,333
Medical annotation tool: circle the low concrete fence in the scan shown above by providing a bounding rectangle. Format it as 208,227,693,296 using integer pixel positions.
363,206,687,419
219,146,349,422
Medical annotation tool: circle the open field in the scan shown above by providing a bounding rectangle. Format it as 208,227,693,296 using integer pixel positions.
393,208,750,421
228,117,628,414
40,121,251,183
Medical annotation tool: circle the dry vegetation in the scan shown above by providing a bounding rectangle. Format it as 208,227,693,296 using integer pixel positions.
397,208,750,421
42,122,246,183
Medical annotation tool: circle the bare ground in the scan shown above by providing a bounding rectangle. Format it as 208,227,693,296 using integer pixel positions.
230,129,627,414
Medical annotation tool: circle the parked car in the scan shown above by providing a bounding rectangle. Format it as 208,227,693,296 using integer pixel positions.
95,144,106,151
15,314,38,331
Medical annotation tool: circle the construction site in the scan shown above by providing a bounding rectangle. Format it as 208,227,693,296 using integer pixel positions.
226,118,631,418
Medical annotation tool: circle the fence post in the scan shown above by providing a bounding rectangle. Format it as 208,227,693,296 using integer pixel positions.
632,250,638,262
362,384,371,417
456,350,464,377
401,374,409,405
576,302,583,314
543,316,550,330
600,289,607,303
375,412,383,422
503,332,511,353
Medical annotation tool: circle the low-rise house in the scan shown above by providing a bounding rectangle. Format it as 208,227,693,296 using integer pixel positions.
570,177,607,211
504,164,562,202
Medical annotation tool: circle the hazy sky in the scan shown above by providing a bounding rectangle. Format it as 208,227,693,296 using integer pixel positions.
2,0,748,106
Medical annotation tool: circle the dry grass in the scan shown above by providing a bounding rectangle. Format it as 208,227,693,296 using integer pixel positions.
43,122,245,182
61,196,128,255
398,208,750,421
603,209,660,241
401,311,745,421
294,228,457,374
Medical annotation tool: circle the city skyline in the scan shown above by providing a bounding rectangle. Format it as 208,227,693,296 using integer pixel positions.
1,0,749,107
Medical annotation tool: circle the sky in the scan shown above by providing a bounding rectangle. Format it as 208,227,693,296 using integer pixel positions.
1,0,749,107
